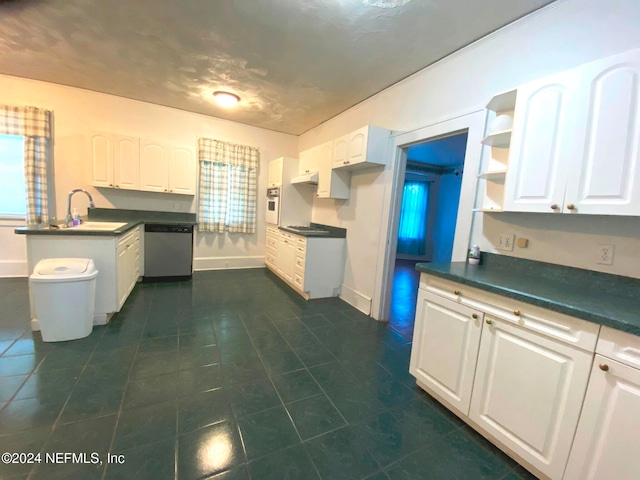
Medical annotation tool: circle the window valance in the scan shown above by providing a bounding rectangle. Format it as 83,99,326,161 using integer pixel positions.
198,138,259,170
0,105,53,139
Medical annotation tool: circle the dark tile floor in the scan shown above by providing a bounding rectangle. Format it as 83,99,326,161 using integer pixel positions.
0,269,537,480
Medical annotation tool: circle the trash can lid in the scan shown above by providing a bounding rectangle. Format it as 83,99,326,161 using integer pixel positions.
34,258,95,277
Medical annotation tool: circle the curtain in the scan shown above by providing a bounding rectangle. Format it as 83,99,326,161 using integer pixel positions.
198,138,259,233
397,180,429,256
0,105,53,225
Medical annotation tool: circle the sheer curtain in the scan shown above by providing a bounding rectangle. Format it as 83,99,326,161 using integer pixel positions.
0,105,53,224
397,180,429,256
197,138,259,233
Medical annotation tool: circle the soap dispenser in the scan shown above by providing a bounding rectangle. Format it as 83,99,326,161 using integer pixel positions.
468,244,481,265
72,208,81,227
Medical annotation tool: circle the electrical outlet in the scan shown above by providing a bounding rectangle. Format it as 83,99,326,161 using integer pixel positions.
597,244,614,265
496,233,515,251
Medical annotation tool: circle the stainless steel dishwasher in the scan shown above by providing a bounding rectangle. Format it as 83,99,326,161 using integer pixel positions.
143,224,194,281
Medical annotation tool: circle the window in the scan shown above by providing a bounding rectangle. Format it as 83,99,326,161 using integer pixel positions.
198,138,259,233
0,134,26,217
397,180,429,256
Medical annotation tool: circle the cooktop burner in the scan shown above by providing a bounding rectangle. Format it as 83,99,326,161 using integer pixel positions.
284,225,330,234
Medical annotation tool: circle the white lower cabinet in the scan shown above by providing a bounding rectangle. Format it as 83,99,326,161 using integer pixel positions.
469,315,593,480
265,228,345,299
563,328,640,480
410,291,483,417
27,228,141,325
411,274,601,480
116,228,140,310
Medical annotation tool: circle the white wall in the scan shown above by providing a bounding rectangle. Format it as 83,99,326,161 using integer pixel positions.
300,0,640,314
0,75,297,276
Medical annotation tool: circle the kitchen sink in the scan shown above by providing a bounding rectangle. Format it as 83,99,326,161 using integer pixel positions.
69,221,128,231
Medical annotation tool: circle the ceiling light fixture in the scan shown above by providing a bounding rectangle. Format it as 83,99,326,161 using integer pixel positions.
362,0,413,8
213,91,240,108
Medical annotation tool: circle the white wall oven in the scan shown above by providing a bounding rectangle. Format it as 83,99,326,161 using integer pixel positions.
266,187,280,225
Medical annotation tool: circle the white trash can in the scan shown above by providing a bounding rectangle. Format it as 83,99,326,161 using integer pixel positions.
29,258,99,342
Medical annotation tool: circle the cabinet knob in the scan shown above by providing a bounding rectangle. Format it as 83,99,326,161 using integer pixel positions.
599,363,609,372
550,204,558,210
486,319,493,325
567,203,576,210
472,313,478,319
164,189,168,192
454,289,460,295
513,309,521,316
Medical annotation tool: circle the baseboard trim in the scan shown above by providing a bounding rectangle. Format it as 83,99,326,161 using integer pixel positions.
193,256,266,271
0,260,28,278
339,284,372,316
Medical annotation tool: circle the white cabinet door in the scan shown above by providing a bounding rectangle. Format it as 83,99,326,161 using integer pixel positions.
332,134,349,169
268,158,283,187
564,49,640,216
503,69,581,213
347,126,368,165
169,144,196,195
113,135,139,190
564,355,640,480
140,140,170,192
469,317,593,480
299,147,318,175
91,132,114,188
409,291,483,417
318,140,350,199
280,237,296,281
116,243,129,309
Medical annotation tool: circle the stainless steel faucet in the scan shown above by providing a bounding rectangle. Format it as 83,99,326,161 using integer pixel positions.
64,189,96,227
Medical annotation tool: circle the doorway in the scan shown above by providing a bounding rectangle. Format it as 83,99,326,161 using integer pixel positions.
388,133,468,337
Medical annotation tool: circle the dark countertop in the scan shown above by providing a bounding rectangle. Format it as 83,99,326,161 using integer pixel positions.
15,208,197,236
278,223,347,238
416,253,640,336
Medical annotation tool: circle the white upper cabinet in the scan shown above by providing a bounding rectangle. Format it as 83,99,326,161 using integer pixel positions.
504,48,640,216
503,69,580,213
91,132,195,195
317,140,350,199
332,125,390,171
139,140,170,193
91,132,114,188
169,145,196,195
268,157,283,187
298,147,319,175
113,135,140,190
565,49,640,216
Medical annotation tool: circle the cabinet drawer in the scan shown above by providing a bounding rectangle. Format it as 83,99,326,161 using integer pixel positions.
265,244,277,257
266,237,278,249
294,263,304,278
294,273,304,290
296,236,307,246
296,245,306,256
420,275,600,352
597,326,640,369
118,229,137,248
295,256,305,269
265,253,276,266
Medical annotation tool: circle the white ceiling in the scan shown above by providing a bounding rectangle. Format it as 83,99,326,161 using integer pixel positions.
0,0,555,135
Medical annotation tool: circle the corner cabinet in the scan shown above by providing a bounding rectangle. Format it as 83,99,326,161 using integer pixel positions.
503,48,640,216
411,275,600,480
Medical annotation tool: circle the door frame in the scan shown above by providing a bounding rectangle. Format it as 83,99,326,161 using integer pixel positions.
372,110,486,321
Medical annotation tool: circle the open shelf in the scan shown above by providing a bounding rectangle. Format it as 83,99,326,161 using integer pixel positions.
486,89,517,112
481,129,512,148
477,170,507,180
